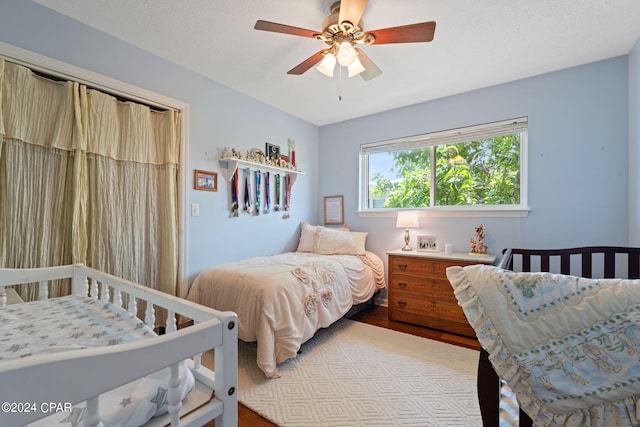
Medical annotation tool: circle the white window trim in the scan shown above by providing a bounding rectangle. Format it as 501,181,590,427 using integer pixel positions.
0,41,191,295
358,117,529,218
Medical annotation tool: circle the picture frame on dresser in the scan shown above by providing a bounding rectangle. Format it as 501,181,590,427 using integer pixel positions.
417,235,438,252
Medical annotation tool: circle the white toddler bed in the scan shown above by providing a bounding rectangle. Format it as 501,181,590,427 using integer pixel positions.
0,264,238,427
187,222,386,378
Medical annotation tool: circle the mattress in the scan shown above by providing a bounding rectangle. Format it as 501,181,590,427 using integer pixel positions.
0,295,194,427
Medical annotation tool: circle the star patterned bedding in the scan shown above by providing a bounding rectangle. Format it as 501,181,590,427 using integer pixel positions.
187,251,386,378
0,295,194,427
447,264,640,427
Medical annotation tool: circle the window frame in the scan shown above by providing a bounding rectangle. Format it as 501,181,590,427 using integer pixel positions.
358,117,529,218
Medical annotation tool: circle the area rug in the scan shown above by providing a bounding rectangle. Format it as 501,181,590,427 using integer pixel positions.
236,318,483,426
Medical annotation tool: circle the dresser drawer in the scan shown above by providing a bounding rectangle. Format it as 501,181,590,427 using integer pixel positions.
390,255,472,278
389,275,456,300
389,291,468,323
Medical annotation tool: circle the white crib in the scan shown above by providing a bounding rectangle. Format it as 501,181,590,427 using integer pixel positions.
0,264,238,427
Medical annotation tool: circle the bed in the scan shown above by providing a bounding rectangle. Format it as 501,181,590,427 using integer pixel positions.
447,246,640,427
0,263,238,427
186,222,386,378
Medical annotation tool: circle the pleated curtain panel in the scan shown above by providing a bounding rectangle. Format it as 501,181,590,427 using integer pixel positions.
0,59,180,305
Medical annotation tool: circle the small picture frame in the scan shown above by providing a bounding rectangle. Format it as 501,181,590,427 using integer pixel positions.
194,169,218,192
417,235,438,252
324,195,344,225
266,143,280,160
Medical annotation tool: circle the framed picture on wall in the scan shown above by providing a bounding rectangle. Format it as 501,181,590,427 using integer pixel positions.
417,235,438,252
194,169,218,191
324,195,344,225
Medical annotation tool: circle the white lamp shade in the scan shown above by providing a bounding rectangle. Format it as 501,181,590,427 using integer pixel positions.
336,42,357,66
316,53,336,77
396,211,419,229
347,56,365,78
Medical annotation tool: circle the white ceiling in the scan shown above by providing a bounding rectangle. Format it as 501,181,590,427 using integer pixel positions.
34,0,640,126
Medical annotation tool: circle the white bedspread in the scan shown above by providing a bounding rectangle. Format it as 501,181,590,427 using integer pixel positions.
0,296,194,427
187,251,386,378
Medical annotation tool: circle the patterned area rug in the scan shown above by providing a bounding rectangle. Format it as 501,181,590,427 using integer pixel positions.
236,318,483,426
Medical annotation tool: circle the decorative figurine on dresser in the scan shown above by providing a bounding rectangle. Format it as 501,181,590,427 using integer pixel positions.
387,246,495,338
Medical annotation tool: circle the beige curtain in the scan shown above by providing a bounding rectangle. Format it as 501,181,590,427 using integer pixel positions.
0,59,180,303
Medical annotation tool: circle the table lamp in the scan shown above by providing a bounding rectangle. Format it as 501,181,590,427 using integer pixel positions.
396,211,420,251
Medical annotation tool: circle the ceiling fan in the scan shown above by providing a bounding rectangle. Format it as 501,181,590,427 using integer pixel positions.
254,0,436,81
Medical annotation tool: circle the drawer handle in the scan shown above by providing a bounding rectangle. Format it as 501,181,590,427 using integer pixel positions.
397,301,407,307
398,264,408,270
398,282,408,288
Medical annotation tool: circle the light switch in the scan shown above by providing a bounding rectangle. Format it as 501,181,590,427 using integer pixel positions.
191,203,200,217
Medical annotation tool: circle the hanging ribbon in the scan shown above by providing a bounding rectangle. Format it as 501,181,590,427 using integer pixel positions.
283,174,291,219
230,168,239,217
255,170,261,215
243,168,252,214
264,171,270,213
274,174,281,211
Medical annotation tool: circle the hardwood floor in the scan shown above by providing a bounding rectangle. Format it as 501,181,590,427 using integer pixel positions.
217,304,480,427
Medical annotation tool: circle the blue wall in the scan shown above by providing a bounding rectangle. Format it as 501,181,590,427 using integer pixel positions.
319,57,630,259
0,0,637,291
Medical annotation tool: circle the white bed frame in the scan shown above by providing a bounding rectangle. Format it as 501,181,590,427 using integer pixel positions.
0,264,238,427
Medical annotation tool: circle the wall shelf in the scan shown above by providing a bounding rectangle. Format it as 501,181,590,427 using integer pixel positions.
219,157,303,184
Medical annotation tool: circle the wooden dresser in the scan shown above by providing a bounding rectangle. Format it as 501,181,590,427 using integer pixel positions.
387,249,495,338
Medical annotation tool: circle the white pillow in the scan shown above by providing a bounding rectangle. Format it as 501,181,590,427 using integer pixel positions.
296,221,321,252
314,227,367,255
296,222,352,252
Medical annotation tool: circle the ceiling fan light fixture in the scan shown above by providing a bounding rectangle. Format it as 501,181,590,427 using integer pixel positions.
336,41,357,66
347,56,365,78
316,52,336,77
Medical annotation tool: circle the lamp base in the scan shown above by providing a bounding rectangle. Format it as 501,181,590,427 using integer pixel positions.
402,228,413,251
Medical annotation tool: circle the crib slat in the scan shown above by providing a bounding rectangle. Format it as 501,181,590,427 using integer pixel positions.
145,303,155,328
85,396,104,427
90,277,99,299
128,294,137,316
582,253,592,278
100,282,110,303
167,363,182,426
166,310,177,333
560,254,570,275
39,280,49,300
631,253,640,279
113,289,122,308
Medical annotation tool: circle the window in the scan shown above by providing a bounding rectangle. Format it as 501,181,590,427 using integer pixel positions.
359,118,528,215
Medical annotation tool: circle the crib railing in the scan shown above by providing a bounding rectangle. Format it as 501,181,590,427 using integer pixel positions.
0,264,238,427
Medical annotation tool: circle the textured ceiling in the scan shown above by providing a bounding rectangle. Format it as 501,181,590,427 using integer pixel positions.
34,0,640,126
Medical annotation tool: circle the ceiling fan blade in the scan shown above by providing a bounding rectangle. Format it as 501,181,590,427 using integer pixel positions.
369,21,436,44
254,20,320,39
355,48,382,81
287,50,326,75
338,0,368,27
